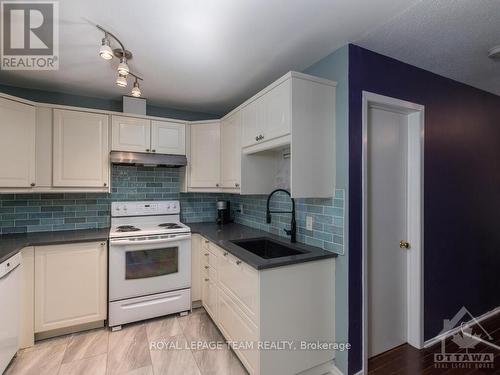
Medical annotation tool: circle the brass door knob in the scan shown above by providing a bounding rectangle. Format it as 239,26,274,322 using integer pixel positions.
399,240,410,249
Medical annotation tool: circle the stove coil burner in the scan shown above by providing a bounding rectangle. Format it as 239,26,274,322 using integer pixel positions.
116,225,141,232
158,223,183,229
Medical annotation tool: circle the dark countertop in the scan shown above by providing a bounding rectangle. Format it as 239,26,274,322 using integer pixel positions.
187,222,337,270
0,228,110,264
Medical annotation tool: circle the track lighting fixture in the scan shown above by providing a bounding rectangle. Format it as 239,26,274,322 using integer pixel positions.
96,24,144,96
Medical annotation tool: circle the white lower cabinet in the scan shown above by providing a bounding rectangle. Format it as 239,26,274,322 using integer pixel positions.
191,234,202,302
198,237,335,375
34,241,107,333
218,287,259,374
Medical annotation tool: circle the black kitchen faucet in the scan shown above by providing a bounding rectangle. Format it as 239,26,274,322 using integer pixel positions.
266,189,297,243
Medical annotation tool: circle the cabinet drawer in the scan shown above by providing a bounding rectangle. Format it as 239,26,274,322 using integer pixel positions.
218,252,259,324
218,288,258,374
207,248,217,269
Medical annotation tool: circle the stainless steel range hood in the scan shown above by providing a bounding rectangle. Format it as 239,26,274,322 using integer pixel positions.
110,151,187,167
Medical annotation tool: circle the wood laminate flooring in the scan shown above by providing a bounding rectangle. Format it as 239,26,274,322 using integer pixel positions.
368,313,500,375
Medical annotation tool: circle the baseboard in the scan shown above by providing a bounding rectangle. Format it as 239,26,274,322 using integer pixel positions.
424,306,500,348
35,320,105,341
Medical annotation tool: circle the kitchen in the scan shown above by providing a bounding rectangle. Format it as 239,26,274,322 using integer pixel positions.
0,69,340,375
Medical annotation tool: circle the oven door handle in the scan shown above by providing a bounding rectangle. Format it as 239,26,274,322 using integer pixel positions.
110,234,191,246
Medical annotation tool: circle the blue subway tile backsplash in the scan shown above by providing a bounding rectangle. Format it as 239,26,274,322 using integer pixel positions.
0,192,110,234
0,165,345,253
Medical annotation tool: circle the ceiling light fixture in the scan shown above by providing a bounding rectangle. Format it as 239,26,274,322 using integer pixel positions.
96,24,144,97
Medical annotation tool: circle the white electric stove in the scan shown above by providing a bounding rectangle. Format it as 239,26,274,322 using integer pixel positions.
108,201,191,330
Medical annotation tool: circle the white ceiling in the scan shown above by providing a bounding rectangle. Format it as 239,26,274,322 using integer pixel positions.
357,0,500,97
0,0,419,115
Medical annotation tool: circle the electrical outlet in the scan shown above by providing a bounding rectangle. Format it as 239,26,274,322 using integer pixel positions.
306,216,313,231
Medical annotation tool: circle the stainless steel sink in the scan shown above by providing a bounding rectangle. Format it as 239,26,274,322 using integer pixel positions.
230,237,309,259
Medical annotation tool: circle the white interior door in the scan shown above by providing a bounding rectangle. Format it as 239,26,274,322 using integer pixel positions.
367,106,408,357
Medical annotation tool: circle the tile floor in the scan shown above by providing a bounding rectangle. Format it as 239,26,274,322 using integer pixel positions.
5,308,248,375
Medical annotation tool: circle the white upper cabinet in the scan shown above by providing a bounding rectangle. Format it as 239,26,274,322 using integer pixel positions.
112,115,186,155
242,96,265,148
241,80,290,148
0,97,36,188
112,116,151,152
239,72,336,198
189,121,221,189
53,109,109,188
264,79,291,141
221,111,241,190
151,120,185,155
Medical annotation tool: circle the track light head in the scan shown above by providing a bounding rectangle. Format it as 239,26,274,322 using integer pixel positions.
116,74,128,88
131,79,141,97
117,57,129,76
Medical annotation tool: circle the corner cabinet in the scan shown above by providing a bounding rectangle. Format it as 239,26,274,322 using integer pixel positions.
199,237,335,375
188,121,221,189
34,241,107,333
53,109,109,188
0,97,36,188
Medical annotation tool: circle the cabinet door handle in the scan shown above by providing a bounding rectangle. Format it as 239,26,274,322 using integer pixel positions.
235,183,240,187
30,182,35,187
152,149,156,153
255,136,259,141
100,242,106,246
236,260,242,265
146,149,150,152
204,253,209,256
216,183,220,187
204,265,209,269
223,252,228,256
205,240,209,244
204,278,209,282
103,183,107,187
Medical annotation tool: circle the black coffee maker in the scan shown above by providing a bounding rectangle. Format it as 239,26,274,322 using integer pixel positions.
216,200,232,224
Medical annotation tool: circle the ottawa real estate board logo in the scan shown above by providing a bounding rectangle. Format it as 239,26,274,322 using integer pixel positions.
434,307,498,370
1,1,59,70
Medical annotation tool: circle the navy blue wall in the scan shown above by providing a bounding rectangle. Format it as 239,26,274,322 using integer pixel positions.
0,84,219,121
348,44,500,373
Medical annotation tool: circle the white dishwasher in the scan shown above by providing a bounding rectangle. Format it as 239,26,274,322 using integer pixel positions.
0,252,21,373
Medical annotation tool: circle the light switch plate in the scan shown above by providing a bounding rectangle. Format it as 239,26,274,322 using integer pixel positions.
306,216,313,231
